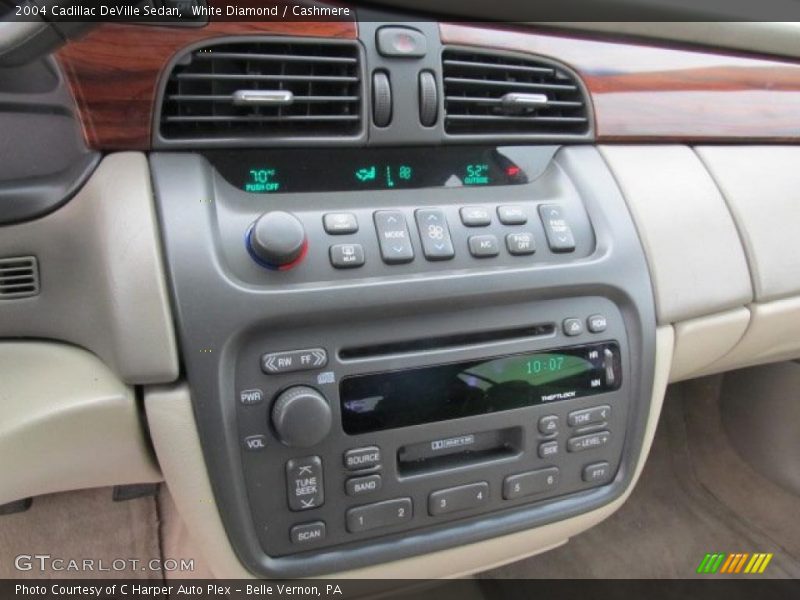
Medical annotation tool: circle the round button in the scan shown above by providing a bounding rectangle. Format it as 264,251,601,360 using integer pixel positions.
247,211,307,270
271,386,331,448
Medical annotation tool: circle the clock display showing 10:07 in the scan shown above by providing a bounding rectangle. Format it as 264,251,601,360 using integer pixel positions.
527,356,566,374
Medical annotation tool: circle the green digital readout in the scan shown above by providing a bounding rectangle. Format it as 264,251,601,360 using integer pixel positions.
208,147,529,194
353,164,413,188
464,163,490,185
245,168,281,193
462,353,591,388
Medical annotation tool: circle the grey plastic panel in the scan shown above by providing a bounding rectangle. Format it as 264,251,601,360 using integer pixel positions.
152,144,656,577
0,153,179,385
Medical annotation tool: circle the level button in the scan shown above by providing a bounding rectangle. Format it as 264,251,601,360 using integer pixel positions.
261,348,327,374
567,431,611,453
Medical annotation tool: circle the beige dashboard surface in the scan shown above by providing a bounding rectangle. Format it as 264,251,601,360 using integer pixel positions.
0,341,162,506
0,153,178,385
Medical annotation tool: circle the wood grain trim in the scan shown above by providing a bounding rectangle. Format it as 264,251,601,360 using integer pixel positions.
57,20,357,150
441,23,800,142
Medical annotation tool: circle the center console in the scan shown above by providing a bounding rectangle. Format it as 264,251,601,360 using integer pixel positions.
151,143,656,577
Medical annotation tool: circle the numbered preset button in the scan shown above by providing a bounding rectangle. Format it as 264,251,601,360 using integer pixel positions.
503,467,560,500
428,482,489,516
346,498,413,533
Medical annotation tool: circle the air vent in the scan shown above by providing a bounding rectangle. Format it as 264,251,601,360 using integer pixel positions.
0,256,39,299
442,49,590,137
159,40,362,141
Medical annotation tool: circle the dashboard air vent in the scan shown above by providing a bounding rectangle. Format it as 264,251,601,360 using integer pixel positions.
442,49,590,136
160,40,362,141
0,256,39,299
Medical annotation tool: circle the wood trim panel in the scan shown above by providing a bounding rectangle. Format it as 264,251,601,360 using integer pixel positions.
440,23,800,142
57,20,356,150
58,20,800,149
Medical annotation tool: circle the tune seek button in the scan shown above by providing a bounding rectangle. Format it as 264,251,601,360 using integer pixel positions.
344,446,381,471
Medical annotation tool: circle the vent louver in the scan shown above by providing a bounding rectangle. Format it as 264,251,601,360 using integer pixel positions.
159,40,363,141
442,49,590,137
0,256,39,299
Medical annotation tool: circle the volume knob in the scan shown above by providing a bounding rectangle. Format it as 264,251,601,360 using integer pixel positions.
247,211,307,270
271,386,331,448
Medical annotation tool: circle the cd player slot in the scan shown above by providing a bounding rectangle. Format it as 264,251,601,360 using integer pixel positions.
397,428,522,476
339,323,555,360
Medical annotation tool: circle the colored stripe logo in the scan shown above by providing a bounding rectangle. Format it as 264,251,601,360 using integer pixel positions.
697,552,773,574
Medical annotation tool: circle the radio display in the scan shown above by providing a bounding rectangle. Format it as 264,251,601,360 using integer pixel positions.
340,343,621,435
206,146,528,194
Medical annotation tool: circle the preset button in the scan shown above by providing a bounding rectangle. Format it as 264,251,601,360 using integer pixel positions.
346,498,412,533
428,482,489,516
503,467,559,500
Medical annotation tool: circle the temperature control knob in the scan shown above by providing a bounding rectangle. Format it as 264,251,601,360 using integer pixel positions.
247,211,307,270
271,386,331,448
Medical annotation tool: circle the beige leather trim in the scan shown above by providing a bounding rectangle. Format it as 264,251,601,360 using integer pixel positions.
670,307,750,382
0,152,179,385
0,341,162,506
599,145,752,324
144,327,673,579
695,146,800,303
699,297,800,375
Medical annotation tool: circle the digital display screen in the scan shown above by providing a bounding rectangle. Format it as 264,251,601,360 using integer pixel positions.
206,146,528,194
340,343,621,435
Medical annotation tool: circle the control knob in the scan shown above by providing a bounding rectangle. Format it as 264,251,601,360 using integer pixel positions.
271,386,331,448
247,211,307,270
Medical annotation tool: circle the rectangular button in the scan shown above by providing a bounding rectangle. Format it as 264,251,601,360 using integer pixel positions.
290,521,326,545
286,456,324,511
538,204,576,252
460,206,492,227
468,235,499,257
568,405,611,428
374,211,414,264
346,474,382,497
567,431,611,452
506,232,536,255
323,212,358,234
344,446,381,471
538,440,559,459
346,498,412,533
582,461,611,483
428,482,489,516
497,205,528,225
261,348,327,374
503,467,559,500
330,243,365,268
415,209,455,260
